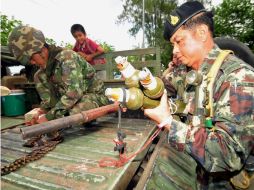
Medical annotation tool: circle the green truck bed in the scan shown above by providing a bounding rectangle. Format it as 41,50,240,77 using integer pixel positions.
1,116,156,190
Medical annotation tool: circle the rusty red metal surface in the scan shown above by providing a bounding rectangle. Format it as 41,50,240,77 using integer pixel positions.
21,103,120,139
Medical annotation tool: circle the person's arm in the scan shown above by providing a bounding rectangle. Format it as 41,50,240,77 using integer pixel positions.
145,67,254,173
73,46,77,52
34,69,58,111
29,69,58,124
73,43,89,58
72,42,79,52
45,50,96,120
85,39,104,62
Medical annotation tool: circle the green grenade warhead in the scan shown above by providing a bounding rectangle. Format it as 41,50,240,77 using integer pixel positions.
139,67,165,99
126,87,144,110
105,87,143,110
105,87,160,110
8,25,45,65
143,96,160,109
115,56,140,88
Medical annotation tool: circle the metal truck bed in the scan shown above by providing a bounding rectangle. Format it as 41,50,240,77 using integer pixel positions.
1,116,156,190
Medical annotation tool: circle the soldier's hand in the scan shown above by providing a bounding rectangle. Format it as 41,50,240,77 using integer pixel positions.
36,114,48,124
144,90,171,128
121,107,127,112
25,108,45,126
168,61,174,72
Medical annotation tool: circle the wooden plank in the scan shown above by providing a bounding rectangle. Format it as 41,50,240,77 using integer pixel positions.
95,60,160,78
155,47,162,76
93,64,107,71
105,53,113,80
131,60,159,69
95,48,157,59
93,47,161,78
94,60,160,73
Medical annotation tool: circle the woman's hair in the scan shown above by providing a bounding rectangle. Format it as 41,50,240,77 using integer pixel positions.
71,24,86,35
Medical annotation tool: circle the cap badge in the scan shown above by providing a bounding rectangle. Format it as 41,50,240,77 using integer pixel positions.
170,15,180,26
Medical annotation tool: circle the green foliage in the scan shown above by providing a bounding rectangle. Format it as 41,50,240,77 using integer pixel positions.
45,38,57,46
60,41,73,49
98,41,115,53
214,0,254,51
117,0,177,68
46,39,72,49
1,14,22,46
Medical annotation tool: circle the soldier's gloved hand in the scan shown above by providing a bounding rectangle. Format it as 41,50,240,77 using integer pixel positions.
36,114,48,124
144,89,172,130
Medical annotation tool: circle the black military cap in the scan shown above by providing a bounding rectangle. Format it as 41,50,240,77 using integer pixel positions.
164,1,206,41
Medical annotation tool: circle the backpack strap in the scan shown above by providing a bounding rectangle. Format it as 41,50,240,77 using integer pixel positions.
206,50,233,118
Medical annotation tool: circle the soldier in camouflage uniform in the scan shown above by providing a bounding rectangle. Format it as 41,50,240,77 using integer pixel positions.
145,1,254,189
8,25,109,123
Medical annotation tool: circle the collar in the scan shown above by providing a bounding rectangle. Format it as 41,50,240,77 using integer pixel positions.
199,44,221,75
75,38,89,51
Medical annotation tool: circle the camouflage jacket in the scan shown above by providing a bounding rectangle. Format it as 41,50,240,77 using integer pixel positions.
167,45,254,179
35,46,103,120
162,63,189,99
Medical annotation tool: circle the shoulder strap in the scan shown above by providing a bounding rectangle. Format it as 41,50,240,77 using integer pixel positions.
206,50,233,117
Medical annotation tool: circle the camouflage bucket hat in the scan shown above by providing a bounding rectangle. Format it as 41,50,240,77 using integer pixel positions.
8,25,45,65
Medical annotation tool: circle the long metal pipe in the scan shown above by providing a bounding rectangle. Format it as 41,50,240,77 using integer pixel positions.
21,103,120,139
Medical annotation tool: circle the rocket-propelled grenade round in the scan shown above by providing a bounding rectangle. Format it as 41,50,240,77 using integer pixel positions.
139,67,165,99
105,87,159,110
111,57,165,110
115,56,140,88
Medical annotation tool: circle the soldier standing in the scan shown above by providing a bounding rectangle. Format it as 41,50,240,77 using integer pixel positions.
145,1,254,189
8,26,109,124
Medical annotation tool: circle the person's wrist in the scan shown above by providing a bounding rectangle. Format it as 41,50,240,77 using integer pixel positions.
157,116,173,128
